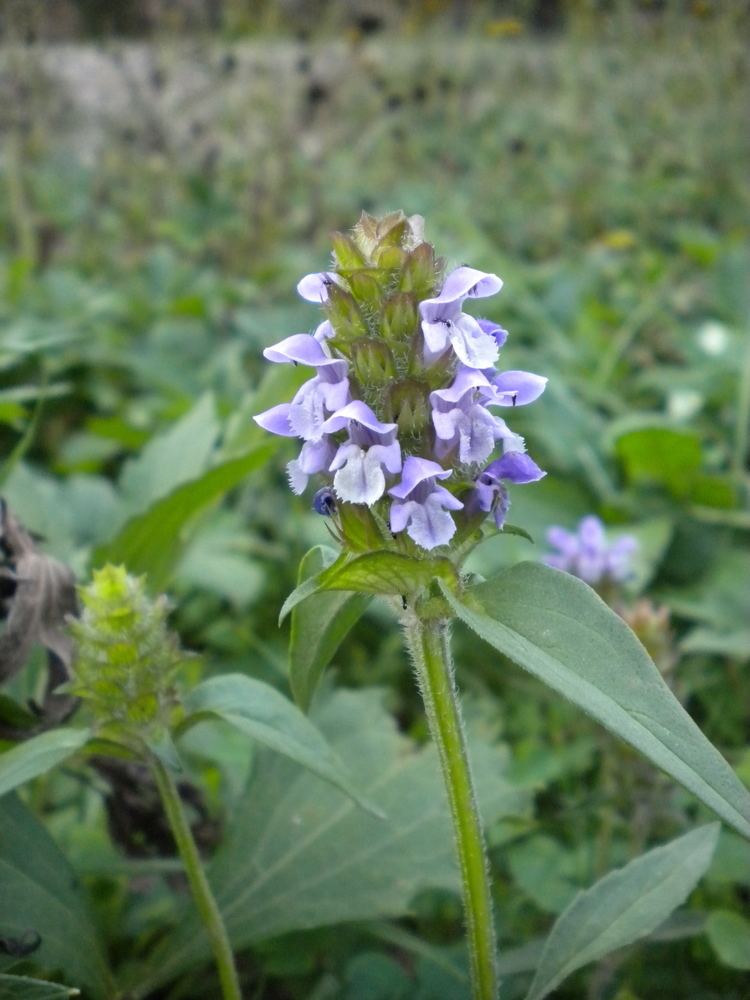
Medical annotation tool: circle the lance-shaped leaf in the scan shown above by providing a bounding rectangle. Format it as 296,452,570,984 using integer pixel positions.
94,442,276,590
0,795,112,999
0,728,91,799
131,688,529,995
0,975,80,999
441,562,750,839
525,824,719,1000
280,550,457,623
289,546,371,711
180,674,378,814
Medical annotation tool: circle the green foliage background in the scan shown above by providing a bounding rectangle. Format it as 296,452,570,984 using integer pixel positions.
0,2,748,997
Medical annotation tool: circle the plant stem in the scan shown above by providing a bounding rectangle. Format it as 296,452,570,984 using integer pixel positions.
405,615,498,1000
150,753,243,1000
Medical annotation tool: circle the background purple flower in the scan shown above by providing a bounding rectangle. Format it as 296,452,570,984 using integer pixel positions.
545,515,639,585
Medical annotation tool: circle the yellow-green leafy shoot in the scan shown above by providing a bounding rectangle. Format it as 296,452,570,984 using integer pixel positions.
69,565,185,740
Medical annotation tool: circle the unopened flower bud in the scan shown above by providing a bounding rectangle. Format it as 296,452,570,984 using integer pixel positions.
325,284,369,345
351,338,396,388
331,231,367,270
386,379,431,437
381,292,419,347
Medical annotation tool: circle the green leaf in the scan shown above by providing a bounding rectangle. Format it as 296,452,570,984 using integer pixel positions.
289,546,372,711
93,442,275,589
614,426,702,499
441,562,750,839
706,910,750,970
180,673,377,813
280,550,457,623
118,393,219,514
0,976,79,999
321,551,457,596
525,824,719,1000
133,688,529,995
0,795,112,999
507,835,579,914
0,729,91,799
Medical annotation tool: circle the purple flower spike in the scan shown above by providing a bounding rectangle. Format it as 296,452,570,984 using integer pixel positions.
322,401,401,506
471,452,546,529
389,457,463,551
297,271,343,303
252,217,547,535
419,266,503,369
545,515,638,585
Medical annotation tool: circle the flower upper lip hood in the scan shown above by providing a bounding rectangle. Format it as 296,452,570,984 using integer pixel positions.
262,333,342,367
419,267,503,322
320,400,397,437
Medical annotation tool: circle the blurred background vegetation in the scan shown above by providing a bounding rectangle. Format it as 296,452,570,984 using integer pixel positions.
0,1,748,997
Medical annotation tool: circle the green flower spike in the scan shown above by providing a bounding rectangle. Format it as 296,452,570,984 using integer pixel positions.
69,565,184,740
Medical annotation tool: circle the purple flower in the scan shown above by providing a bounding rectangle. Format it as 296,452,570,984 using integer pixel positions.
321,401,402,505
296,271,344,303
389,457,464,550
477,319,508,350
430,367,514,465
254,334,350,442
545,516,639,585
287,438,337,495
480,369,548,408
419,266,503,369
470,451,546,528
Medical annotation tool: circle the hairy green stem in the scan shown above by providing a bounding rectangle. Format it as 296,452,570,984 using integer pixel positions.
150,754,243,1000
405,615,498,1000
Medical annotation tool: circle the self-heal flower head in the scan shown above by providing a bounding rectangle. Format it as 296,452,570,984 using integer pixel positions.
545,516,639,586
252,211,547,553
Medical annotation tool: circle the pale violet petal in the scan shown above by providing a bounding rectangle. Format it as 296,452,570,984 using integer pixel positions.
332,447,386,505
253,403,296,437
421,320,451,355
448,315,500,369
263,334,328,366
404,494,458,550
489,370,548,406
